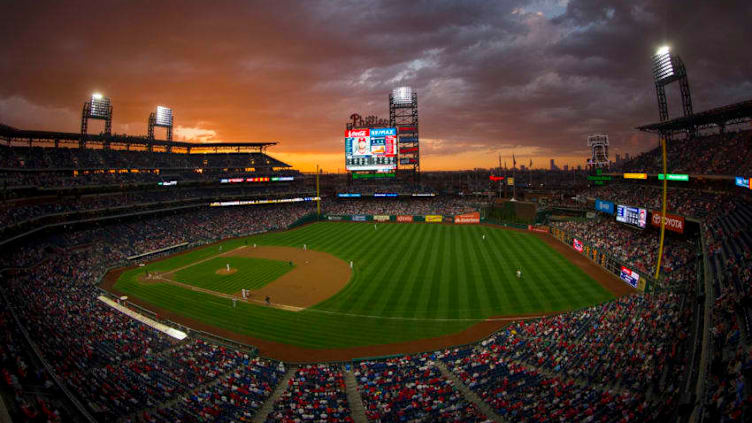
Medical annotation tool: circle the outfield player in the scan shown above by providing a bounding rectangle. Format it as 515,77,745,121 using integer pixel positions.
516,269,522,279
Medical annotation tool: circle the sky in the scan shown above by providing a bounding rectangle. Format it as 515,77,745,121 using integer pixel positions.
1,0,751,172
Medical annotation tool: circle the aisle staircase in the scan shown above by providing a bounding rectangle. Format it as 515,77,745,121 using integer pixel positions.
343,367,368,423
251,367,296,423
434,361,506,423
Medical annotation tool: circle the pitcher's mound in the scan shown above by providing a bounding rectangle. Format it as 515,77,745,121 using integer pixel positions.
216,268,237,275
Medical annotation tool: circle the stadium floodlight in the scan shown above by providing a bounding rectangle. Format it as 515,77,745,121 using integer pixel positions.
392,86,413,104
155,106,173,127
89,94,111,118
652,45,674,82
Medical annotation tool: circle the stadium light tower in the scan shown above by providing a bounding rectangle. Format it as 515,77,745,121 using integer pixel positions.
652,45,693,125
389,86,419,180
81,92,113,147
148,106,174,141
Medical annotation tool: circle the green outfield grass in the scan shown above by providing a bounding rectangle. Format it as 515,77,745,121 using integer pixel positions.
113,222,615,350
172,257,293,294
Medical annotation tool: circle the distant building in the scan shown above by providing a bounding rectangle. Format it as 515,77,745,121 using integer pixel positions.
550,159,557,171
563,164,569,171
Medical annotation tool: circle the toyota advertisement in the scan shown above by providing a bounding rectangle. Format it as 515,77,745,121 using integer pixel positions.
345,128,397,171
650,211,685,234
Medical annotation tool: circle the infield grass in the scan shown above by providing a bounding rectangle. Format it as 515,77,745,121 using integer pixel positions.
113,222,615,350
172,257,293,294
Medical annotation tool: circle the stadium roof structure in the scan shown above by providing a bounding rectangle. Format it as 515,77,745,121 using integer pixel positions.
0,123,278,154
637,99,752,134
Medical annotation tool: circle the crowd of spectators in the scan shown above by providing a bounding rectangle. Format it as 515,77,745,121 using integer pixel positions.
354,355,489,422
552,216,698,285
620,130,752,176
323,198,479,216
704,201,752,421
0,204,311,420
0,145,289,171
0,185,311,230
264,364,352,422
0,298,72,422
588,184,737,222
438,290,692,421
569,181,752,420
140,358,286,423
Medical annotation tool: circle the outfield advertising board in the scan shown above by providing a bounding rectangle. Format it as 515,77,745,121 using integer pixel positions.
595,199,615,215
573,238,584,252
425,215,443,223
736,177,751,189
327,216,343,221
210,197,319,207
620,266,640,288
397,215,413,223
650,211,685,234
454,211,480,224
352,215,367,221
527,225,549,233
373,215,390,222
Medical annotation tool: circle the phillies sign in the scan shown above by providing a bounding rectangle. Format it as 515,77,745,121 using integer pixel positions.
650,211,685,234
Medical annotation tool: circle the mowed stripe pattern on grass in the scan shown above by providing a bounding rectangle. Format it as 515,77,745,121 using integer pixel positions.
172,257,293,294
114,222,614,349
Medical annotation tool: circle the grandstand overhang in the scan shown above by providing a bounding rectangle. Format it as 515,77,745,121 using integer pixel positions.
636,99,752,135
0,124,278,155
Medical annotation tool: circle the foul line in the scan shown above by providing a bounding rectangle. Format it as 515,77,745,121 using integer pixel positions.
156,245,247,277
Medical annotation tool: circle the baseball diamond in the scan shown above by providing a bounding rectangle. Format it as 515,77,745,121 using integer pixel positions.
103,221,629,361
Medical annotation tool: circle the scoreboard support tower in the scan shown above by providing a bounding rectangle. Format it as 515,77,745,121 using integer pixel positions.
148,111,174,142
389,87,419,181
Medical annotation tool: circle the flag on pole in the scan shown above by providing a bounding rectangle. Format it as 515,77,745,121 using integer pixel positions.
513,154,516,168
529,159,533,168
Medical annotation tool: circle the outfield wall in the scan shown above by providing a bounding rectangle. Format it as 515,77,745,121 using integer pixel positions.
549,226,655,292
324,212,480,224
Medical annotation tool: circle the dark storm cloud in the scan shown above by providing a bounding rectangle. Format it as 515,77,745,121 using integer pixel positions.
0,0,750,169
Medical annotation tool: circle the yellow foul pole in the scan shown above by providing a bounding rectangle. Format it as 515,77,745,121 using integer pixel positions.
316,165,321,216
654,136,668,281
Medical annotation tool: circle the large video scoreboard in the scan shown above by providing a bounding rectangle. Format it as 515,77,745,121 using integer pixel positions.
345,128,397,171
